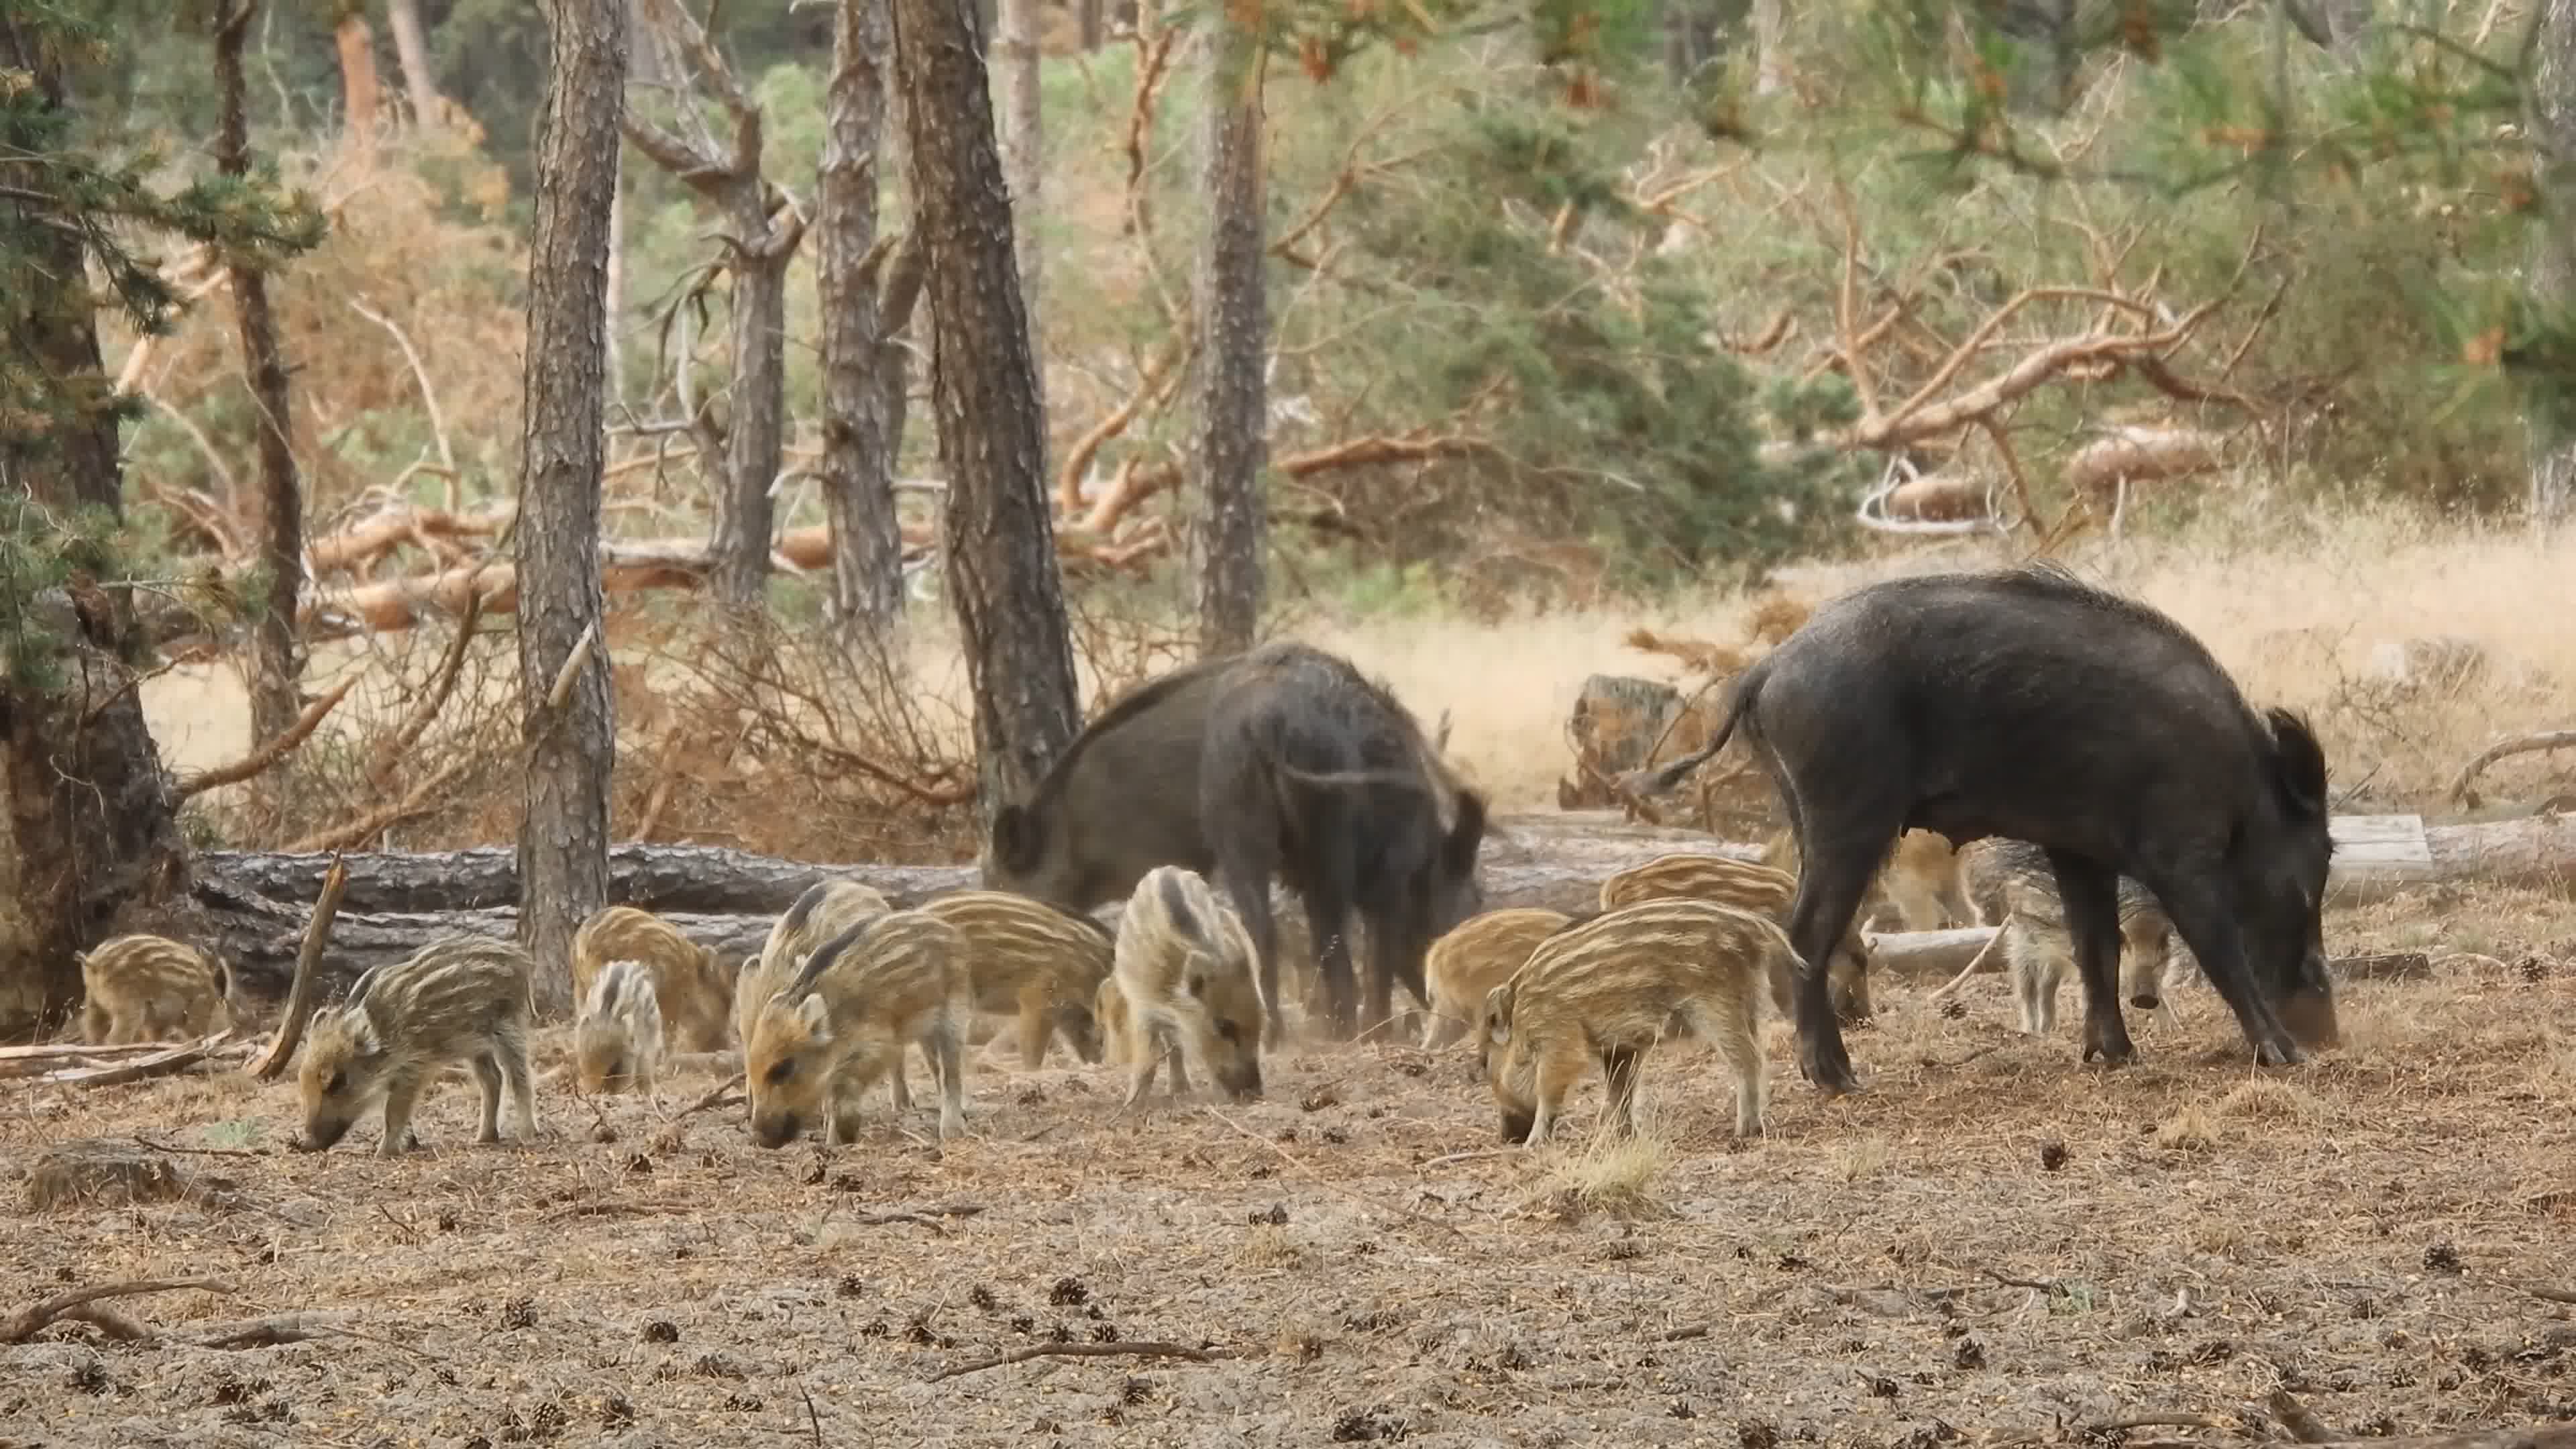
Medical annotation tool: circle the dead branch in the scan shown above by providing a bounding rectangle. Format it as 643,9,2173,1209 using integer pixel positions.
140,391,244,527
927,1340,1239,1381
38,1031,236,1087
680,1074,745,1117
1725,307,1796,356
839,1203,988,1232
2065,425,2226,502
1055,335,1188,515
347,297,457,503
284,757,471,853
1831,180,1884,423
2448,730,2576,806
1119,27,1183,325
176,675,360,799
306,504,508,580
186,1312,440,1359
250,855,352,1079
368,587,486,788
1833,299,2222,451
1277,431,1495,480
3,1279,235,1344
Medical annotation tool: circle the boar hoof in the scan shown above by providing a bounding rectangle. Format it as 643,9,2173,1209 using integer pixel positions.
2079,1033,2138,1067
1796,1040,1861,1096
2253,1036,2308,1068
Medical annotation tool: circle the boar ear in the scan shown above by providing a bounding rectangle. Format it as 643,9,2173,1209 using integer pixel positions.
2265,707,2329,820
350,1013,384,1058
1481,983,1515,1043
1442,789,1489,873
794,993,833,1037
990,804,1042,876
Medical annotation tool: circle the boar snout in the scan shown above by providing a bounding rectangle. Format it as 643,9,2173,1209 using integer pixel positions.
1496,1106,1536,1145
301,1114,356,1152
2128,986,2163,1010
750,1111,803,1149
2277,980,2341,1051
1219,1060,1264,1102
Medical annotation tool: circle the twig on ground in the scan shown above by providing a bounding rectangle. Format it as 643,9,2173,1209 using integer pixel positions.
2522,1283,2576,1305
679,1073,745,1117
844,1203,986,1230
131,1136,267,1159
188,1312,445,1360
537,1200,693,1224
1978,1265,2059,1293
3,1278,236,1343
2090,1414,2237,1432
1416,1148,1523,1171
44,1031,235,1087
926,1340,1241,1381
1203,1106,1468,1239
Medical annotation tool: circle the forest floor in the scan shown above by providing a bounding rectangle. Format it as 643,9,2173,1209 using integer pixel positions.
9,885,2576,1447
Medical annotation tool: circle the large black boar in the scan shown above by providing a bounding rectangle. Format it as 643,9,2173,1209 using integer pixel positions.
1628,563,2337,1095
985,642,1488,1045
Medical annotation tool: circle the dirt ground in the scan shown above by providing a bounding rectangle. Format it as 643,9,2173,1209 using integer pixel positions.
8,885,2576,1448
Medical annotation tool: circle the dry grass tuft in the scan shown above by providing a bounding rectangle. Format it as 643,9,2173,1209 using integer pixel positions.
2214,1076,2319,1122
2153,1103,2218,1151
1237,1224,1304,1269
1533,1116,1676,1220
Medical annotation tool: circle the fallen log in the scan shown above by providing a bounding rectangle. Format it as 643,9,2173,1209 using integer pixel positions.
195,811,1740,918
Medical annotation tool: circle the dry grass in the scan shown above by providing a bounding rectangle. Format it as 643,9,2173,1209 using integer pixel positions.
9,890,2576,1444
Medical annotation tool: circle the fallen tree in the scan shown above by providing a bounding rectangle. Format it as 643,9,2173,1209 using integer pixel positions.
187,811,2576,1000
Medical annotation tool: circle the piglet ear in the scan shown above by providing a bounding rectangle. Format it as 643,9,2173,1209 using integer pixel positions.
794,993,833,1037
351,1013,384,1057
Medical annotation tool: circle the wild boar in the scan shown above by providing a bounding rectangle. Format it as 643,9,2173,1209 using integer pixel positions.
1763,827,1974,932
76,934,237,1045
1095,974,1136,1071
735,878,898,1099
1474,899,1777,1145
1629,563,2338,1091
298,936,539,1157
574,959,665,1095
1419,908,1571,1050
919,890,1116,1069
570,905,729,1055
1945,839,2186,1033
1597,853,1873,1025
1111,865,1267,1106
741,910,971,1146
983,641,1487,1046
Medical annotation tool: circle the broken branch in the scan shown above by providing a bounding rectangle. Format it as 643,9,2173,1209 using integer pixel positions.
3,1279,235,1344
176,676,360,799
927,1340,1239,1381
2447,730,2576,806
250,855,351,1079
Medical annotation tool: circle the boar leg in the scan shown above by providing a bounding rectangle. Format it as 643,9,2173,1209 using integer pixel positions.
1124,1020,1168,1106
1017,986,1053,1073
1599,1046,1643,1140
2006,928,2064,1036
470,1054,506,1143
377,1073,429,1158
921,1025,967,1142
2133,868,2305,1067
1527,1038,1586,1145
2045,850,2137,1067
1688,994,1768,1139
496,1027,539,1141
1779,818,1885,1097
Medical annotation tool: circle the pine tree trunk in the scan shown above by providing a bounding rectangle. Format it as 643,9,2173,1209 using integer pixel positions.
712,213,791,612
2530,0,2576,525
515,0,627,1019
604,171,627,409
1078,0,1105,49
333,7,381,148
889,0,1083,826
998,0,1046,417
0,30,190,1040
216,1,307,830
386,0,443,127
819,0,912,644
1193,26,1267,659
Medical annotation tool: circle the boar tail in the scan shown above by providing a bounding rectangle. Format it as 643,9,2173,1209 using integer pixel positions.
1624,665,1763,800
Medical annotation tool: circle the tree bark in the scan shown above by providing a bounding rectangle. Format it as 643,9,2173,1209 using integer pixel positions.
215,1,307,830
998,0,1045,414
1078,0,1106,49
1750,0,1785,94
333,7,381,149
2529,0,2576,525
0,28,191,1040
621,0,804,614
515,0,627,1019
385,0,443,127
604,168,627,409
1192,20,1269,659
890,0,1083,828
819,0,913,645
